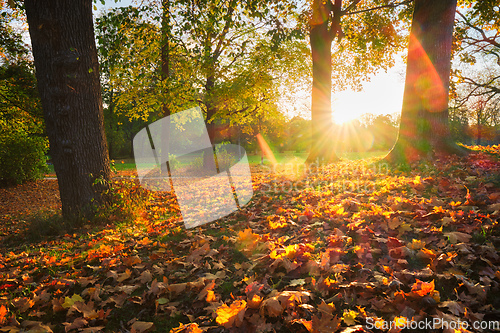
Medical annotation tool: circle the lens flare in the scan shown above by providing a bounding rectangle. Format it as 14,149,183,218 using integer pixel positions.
406,32,447,113
256,133,278,167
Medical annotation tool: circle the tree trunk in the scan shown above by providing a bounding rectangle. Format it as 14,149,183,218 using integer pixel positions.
203,74,218,170
161,0,171,176
385,0,465,163
307,0,340,164
161,0,170,119
477,110,481,145
25,0,111,220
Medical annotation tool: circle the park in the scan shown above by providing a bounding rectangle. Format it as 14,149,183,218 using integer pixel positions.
1,0,500,332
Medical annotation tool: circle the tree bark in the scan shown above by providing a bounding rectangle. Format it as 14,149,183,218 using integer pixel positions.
161,0,170,119
161,0,172,176
307,0,340,164
386,0,465,163
25,0,111,220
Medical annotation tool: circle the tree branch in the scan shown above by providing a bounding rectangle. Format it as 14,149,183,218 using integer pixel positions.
344,0,413,16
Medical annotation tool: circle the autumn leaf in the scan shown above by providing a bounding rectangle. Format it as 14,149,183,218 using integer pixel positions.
0,305,7,325
312,314,340,333
393,316,408,328
138,270,152,284
411,279,435,297
61,294,84,309
216,300,247,328
388,217,402,230
444,232,472,244
170,323,203,333
63,317,88,332
260,296,283,317
247,294,262,309
342,309,358,325
408,239,425,250
130,321,154,333
236,228,260,252
117,268,133,282
317,300,335,315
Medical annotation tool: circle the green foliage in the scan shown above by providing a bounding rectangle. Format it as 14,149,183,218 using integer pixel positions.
324,0,412,92
0,129,48,185
95,179,153,223
95,1,309,144
0,8,47,185
215,142,237,170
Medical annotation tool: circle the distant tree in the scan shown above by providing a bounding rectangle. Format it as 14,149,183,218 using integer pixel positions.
453,0,499,106
385,0,464,163
0,5,47,185
25,0,111,220
450,0,500,145
96,1,307,140
306,0,411,163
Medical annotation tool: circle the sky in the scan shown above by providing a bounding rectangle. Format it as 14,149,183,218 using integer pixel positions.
332,61,406,124
95,0,407,125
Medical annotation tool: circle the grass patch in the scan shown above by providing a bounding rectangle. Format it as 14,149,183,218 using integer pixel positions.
25,211,72,242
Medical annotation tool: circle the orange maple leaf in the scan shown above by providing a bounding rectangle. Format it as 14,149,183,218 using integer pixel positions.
236,229,260,252
0,305,7,325
216,300,247,328
411,279,435,296
171,323,202,333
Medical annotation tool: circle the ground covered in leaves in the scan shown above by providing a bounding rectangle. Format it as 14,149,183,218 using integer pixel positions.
1,146,500,333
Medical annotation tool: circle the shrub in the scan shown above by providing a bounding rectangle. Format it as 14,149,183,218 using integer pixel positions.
95,179,153,224
0,129,48,185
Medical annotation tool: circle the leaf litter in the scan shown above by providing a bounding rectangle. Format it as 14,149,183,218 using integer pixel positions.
0,147,499,332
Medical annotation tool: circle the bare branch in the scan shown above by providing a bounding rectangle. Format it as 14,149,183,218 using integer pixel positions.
344,0,413,16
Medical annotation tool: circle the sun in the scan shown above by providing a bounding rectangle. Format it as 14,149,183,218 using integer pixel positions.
333,109,358,124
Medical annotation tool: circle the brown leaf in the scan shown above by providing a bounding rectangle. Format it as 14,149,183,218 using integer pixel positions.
317,300,335,315
12,297,34,312
123,255,142,267
73,301,98,320
260,297,282,317
117,269,133,283
438,301,465,316
79,327,105,333
444,232,472,244
130,321,154,333
312,314,340,333
168,283,187,295
138,270,152,284
63,317,88,332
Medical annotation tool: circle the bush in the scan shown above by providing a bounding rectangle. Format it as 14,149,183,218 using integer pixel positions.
95,179,153,224
0,129,48,185
215,143,237,171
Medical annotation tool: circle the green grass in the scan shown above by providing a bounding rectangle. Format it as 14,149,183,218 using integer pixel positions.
111,158,136,171
45,151,389,175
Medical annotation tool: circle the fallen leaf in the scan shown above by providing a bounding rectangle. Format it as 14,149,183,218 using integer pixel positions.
411,279,435,297
130,321,154,333
444,232,472,244
216,300,246,328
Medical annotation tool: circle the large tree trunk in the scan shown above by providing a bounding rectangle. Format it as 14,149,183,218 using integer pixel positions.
307,0,340,164
25,0,111,220
160,0,172,176
386,0,465,163
161,0,170,119
204,77,218,170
